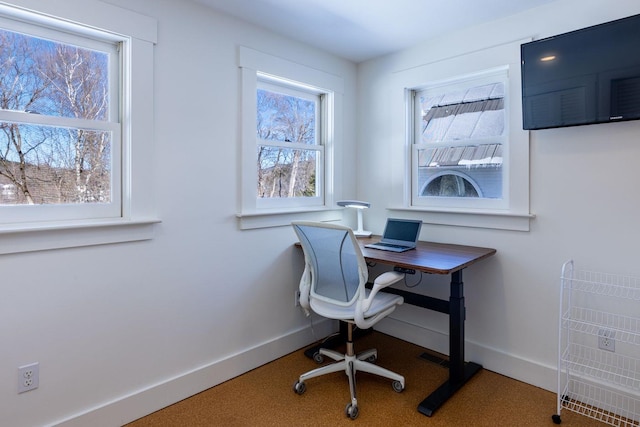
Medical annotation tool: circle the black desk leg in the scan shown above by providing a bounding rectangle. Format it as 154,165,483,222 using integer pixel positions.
418,269,483,416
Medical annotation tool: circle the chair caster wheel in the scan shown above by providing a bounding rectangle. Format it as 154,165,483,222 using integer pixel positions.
345,403,359,419
293,380,306,395
392,380,404,392
312,351,324,364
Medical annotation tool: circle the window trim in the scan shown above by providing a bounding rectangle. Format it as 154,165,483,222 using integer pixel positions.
0,0,159,253
389,38,533,231
238,46,344,229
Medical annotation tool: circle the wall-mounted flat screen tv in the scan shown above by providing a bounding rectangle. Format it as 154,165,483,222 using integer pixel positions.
521,14,640,130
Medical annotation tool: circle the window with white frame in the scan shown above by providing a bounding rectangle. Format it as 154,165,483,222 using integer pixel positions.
256,77,324,207
390,39,531,231
0,1,158,254
0,18,120,223
412,69,507,209
238,46,344,229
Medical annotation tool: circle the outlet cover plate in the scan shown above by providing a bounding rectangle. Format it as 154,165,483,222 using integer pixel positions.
598,329,616,352
18,362,39,393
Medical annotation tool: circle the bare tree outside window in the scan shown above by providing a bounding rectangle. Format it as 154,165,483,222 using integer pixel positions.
256,86,319,199
0,28,111,206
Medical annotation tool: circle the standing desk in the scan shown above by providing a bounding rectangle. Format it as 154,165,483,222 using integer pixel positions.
297,236,496,417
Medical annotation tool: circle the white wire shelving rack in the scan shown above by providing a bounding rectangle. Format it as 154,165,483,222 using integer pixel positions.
553,260,640,426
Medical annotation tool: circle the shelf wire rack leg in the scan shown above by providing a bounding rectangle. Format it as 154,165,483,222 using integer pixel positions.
553,260,574,424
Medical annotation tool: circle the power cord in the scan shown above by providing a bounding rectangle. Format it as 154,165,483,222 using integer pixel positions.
403,271,423,288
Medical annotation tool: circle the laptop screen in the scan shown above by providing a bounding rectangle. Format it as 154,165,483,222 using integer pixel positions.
382,218,422,244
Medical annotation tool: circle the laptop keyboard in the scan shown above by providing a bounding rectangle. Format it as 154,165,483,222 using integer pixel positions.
375,243,407,249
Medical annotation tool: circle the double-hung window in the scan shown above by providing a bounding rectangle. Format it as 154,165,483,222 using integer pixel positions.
0,1,157,254
412,69,508,210
256,77,324,209
238,46,344,229
0,18,120,223
391,39,531,231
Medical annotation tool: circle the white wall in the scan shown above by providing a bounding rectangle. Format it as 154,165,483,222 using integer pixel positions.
359,0,640,392
0,1,356,426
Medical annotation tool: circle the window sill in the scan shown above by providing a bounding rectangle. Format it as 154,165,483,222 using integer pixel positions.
387,207,535,231
237,207,342,230
0,217,161,255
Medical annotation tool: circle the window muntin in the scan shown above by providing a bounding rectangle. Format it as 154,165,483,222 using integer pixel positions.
0,17,121,222
412,70,508,209
255,76,324,209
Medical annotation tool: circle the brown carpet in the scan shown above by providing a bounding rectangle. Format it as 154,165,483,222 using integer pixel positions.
126,332,605,426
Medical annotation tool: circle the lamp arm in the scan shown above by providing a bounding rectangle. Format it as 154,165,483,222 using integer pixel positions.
356,209,364,233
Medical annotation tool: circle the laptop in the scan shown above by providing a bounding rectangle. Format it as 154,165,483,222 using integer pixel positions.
364,218,422,252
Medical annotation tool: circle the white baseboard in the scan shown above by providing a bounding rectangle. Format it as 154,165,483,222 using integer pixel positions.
50,316,558,427
50,319,336,427
375,317,558,393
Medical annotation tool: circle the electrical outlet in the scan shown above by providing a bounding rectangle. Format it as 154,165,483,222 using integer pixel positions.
18,362,39,393
598,329,616,352
294,290,301,307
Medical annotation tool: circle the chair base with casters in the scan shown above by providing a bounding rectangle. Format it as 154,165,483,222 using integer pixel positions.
293,322,405,420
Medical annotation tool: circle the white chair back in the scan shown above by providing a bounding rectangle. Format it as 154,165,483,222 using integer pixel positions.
292,221,368,306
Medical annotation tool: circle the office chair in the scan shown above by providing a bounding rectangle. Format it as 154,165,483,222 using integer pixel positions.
292,221,406,419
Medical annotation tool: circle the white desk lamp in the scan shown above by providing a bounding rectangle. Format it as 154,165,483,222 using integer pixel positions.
337,200,372,237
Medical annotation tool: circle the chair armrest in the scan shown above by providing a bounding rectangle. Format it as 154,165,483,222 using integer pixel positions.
374,271,405,288
360,271,404,312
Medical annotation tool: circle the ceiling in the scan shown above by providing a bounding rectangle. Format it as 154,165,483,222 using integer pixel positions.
194,0,556,63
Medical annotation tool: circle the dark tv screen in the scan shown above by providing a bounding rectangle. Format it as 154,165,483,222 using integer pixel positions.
521,14,640,130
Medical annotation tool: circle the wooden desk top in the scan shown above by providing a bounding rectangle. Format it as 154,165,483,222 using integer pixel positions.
296,236,496,275
357,236,496,275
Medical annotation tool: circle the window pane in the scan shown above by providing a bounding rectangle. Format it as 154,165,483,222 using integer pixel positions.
0,123,111,205
257,88,316,145
0,28,110,120
424,174,479,197
416,144,503,199
420,83,504,143
257,147,317,198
